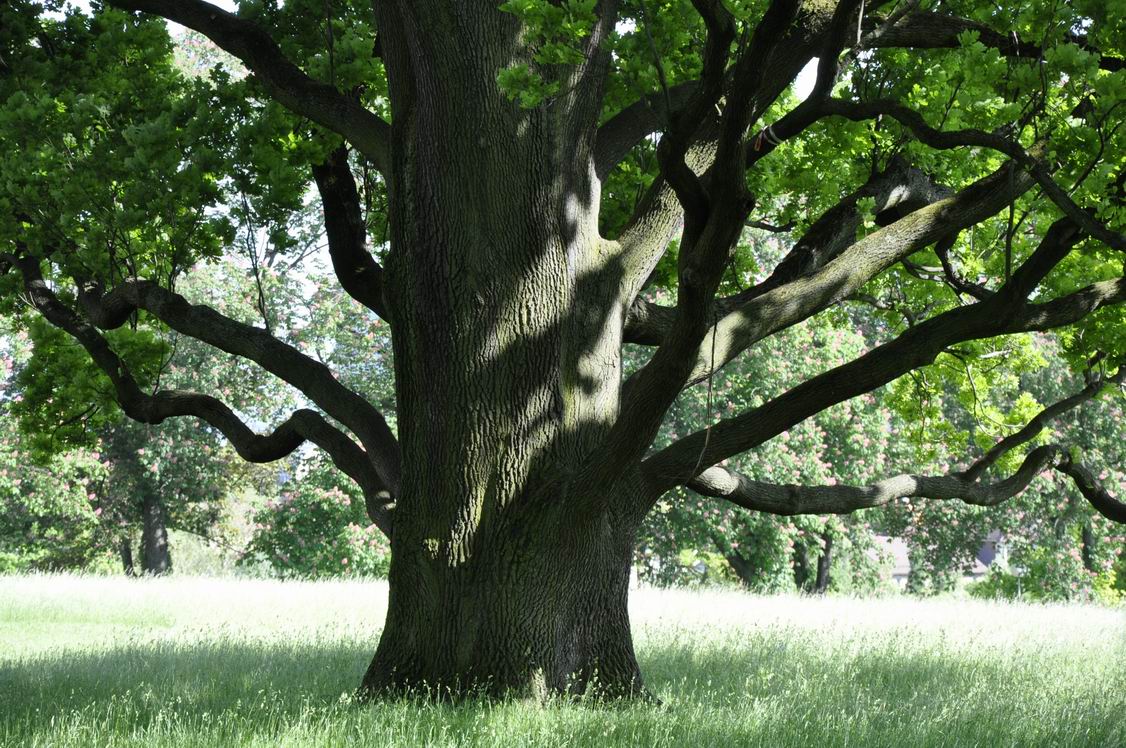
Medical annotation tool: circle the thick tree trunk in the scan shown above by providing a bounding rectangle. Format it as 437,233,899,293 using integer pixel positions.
361,2,643,698
140,493,171,575
362,501,644,698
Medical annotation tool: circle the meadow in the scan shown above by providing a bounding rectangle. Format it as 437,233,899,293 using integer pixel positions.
1,574,1123,747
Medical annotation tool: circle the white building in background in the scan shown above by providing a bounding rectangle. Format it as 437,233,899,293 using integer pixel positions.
872,531,1008,589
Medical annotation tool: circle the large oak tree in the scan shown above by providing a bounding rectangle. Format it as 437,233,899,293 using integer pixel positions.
2,0,1125,697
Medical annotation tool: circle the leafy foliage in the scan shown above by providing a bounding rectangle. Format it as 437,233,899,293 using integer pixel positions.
241,458,391,578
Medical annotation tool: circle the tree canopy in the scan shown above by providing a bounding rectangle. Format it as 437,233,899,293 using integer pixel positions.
1,0,1124,697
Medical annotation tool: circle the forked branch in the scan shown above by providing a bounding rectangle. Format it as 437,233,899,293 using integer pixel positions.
74,276,401,495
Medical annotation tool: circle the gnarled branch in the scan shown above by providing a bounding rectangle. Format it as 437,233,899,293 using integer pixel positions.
7,252,394,534
684,354,1126,525
74,276,401,496
689,444,1067,516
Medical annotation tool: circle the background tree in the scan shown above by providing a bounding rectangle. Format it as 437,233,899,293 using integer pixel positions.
2,0,1125,699
637,301,898,592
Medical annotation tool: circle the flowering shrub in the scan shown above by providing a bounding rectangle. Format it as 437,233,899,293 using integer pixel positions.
0,422,111,571
241,463,391,578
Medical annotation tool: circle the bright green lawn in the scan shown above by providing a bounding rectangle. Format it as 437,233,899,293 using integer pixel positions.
1,574,1123,747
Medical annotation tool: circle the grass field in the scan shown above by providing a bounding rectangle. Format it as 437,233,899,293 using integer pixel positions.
1,575,1123,747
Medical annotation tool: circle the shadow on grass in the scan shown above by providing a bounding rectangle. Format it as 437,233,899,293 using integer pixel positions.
1,637,373,720
1,634,1119,746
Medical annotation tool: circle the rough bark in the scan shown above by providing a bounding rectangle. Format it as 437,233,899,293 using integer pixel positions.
363,495,645,698
355,0,649,697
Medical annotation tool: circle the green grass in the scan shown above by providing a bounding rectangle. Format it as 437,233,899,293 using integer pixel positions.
1,575,1123,747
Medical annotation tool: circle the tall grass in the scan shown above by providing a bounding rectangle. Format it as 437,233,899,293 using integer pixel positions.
1,574,1123,746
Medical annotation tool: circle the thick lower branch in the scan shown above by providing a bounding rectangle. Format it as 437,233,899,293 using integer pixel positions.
689,444,1067,515
9,253,394,534
75,276,401,495
687,357,1125,526
690,446,1126,527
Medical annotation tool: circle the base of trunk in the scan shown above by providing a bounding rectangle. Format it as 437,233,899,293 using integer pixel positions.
359,516,646,701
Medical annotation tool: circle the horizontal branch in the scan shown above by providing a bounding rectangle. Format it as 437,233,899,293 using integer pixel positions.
108,0,391,173
689,444,1066,516
863,10,1124,73
683,343,1125,525
593,82,697,180
690,440,1126,525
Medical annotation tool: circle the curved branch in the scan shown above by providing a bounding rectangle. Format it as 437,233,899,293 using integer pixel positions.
8,253,394,534
108,0,391,173
1057,459,1126,524
311,146,388,318
963,362,1126,481
683,342,1125,525
74,276,401,496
